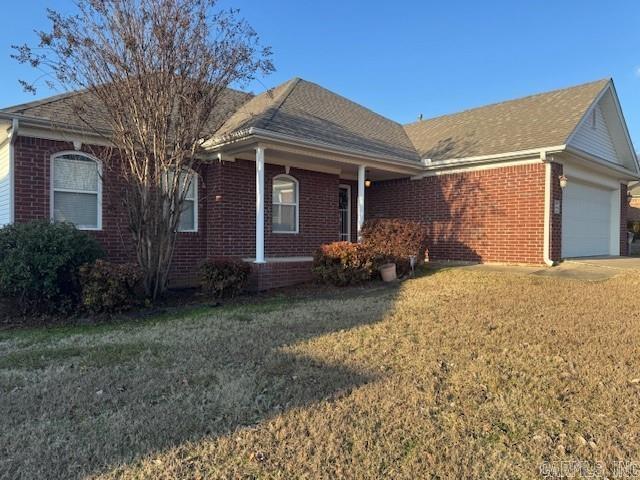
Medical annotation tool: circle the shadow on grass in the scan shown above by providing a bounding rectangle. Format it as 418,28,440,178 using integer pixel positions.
0,281,405,479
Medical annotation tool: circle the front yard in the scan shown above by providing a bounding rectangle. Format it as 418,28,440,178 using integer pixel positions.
2,267,640,479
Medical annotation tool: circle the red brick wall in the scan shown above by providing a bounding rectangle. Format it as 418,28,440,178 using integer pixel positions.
13,139,343,286
366,163,547,264
621,184,629,256
209,159,342,258
13,136,207,285
549,162,563,262
248,261,314,291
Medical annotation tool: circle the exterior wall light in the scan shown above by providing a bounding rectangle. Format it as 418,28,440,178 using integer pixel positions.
559,175,568,189
365,179,372,188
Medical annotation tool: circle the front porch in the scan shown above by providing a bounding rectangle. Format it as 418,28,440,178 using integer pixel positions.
210,137,422,288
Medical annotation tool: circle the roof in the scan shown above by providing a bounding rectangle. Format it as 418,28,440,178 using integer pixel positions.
0,87,251,134
0,77,618,167
215,78,420,162
403,79,610,161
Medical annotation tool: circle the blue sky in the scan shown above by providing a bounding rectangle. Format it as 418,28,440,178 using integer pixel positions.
1,1,639,144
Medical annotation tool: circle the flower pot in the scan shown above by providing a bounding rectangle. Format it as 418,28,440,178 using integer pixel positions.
380,263,397,282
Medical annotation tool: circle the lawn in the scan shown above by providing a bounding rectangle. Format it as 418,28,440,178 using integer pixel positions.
2,267,640,479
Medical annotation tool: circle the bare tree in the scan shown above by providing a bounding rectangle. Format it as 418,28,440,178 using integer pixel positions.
13,0,273,299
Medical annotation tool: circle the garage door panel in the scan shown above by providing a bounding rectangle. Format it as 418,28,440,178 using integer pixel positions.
562,180,612,258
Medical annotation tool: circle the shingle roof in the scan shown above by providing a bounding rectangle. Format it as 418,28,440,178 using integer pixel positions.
403,79,610,161
1,87,251,134
215,78,421,162
1,77,611,166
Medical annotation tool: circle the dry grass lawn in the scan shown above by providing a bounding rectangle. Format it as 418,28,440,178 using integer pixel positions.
2,267,640,479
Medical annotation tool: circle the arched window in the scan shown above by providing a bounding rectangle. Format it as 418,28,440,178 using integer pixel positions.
272,175,298,233
51,152,102,230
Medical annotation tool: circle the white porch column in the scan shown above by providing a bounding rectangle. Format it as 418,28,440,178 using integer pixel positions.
255,146,265,263
357,165,366,241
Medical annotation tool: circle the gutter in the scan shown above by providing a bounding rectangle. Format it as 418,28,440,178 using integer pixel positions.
0,111,112,138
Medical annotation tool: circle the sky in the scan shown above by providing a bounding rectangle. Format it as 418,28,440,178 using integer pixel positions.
1,0,639,144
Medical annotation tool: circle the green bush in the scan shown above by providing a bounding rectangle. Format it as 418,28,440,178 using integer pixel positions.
80,260,143,314
361,219,429,276
201,258,251,299
0,221,103,314
312,241,374,286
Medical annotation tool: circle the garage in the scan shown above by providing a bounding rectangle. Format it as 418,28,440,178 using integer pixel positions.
561,179,617,258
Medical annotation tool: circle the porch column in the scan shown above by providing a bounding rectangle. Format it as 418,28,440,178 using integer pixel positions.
255,146,265,263
357,165,365,241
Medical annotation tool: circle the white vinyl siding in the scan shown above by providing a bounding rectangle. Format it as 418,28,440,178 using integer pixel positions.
569,103,620,164
0,142,11,226
51,153,101,230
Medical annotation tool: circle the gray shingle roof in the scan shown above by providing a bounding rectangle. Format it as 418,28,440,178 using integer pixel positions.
1,87,251,134
215,78,421,162
1,77,610,166
403,79,610,161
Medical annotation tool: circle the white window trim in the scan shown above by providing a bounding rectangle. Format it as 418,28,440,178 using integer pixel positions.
272,174,299,234
50,151,102,231
176,169,198,233
339,183,351,241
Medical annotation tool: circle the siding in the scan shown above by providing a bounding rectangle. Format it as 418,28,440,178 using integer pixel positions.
569,103,620,164
0,142,11,226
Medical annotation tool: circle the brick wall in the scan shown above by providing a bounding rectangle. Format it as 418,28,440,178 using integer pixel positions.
621,184,629,256
14,136,207,285
13,138,345,286
248,261,314,291
549,162,563,262
209,159,343,258
366,163,547,264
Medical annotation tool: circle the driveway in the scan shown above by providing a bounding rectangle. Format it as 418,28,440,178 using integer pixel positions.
435,256,640,281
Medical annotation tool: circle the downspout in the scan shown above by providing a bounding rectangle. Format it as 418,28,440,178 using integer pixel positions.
8,118,18,224
542,152,554,266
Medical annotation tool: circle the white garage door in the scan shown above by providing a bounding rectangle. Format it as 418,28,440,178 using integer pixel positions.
562,180,613,258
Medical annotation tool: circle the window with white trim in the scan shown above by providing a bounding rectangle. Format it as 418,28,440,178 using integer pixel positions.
272,175,298,233
166,169,198,232
51,152,101,229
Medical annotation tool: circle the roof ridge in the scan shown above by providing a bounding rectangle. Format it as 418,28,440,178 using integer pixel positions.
404,78,611,128
261,77,301,126
294,78,409,129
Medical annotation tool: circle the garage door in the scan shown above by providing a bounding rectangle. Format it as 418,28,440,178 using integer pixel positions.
562,180,613,258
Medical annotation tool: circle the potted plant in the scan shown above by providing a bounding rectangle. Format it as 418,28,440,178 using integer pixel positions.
379,262,397,282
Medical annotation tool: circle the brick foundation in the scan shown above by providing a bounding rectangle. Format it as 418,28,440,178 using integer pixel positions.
248,260,314,291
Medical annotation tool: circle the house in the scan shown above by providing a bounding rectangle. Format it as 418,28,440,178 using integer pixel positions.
0,77,637,289
630,182,640,222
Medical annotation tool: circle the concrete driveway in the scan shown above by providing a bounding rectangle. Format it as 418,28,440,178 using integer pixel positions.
434,256,640,281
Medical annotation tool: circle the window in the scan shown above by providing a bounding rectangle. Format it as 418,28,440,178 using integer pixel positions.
51,152,101,230
272,175,298,233
166,169,198,232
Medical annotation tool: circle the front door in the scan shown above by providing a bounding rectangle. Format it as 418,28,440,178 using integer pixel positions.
339,185,351,241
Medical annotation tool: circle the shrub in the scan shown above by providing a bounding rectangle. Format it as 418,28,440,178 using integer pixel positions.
0,221,104,314
361,219,429,275
312,241,374,286
201,258,251,299
80,260,143,314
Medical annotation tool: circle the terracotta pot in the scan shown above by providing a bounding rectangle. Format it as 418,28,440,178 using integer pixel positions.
380,263,397,282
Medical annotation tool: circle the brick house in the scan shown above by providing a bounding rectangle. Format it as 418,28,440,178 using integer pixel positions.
0,77,637,288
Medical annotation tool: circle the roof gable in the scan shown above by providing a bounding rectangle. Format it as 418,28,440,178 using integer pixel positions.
216,78,420,162
566,82,638,172
403,79,610,161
